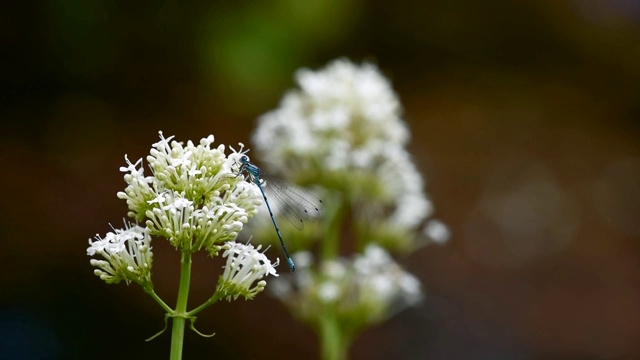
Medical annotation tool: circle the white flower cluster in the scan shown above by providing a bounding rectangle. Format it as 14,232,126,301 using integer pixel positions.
87,223,152,285
254,58,408,170
217,242,279,301
89,132,268,287
253,58,444,249
272,245,422,326
115,132,262,254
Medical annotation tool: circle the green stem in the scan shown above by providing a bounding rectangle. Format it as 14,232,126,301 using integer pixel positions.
320,192,346,262
318,192,351,360
170,251,192,360
185,292,222,318
319,314,349,360
142,285,173,314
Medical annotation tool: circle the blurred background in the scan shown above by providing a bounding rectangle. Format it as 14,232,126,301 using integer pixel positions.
1,1,640,359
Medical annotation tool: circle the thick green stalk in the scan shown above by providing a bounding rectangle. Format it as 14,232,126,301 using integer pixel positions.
319,314,350,360
170,251,193,360
318,192,350,360
320,192,346,262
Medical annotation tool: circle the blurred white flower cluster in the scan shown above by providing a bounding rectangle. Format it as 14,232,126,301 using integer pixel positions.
272,245,422,328
253,58,448,251
254,58,409,173
250,58,448,350
88,132,277,294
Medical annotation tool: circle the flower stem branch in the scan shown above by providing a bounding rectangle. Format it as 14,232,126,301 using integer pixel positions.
170,251,193,360
186,292,223,318
142,285,173,314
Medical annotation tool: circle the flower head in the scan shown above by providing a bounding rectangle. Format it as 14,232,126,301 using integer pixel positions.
116,132,262,253
253,58,408,173
252,59,445,251
273,245,422,328
240,59,447,354
87,222,153,285
352,245,423,316
216,242,279,301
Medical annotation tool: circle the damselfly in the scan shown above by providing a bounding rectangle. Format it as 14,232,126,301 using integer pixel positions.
238,155,322,271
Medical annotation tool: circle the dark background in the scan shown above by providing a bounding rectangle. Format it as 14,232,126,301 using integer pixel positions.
2,1,640,359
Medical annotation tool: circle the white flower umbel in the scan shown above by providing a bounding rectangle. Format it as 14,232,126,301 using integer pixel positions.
252,58,445,252
89,132,280,360
87,223,153,285
254,58,409,171
116,132,262,254
216,242,279,301
352,245,423,319
273,245,422,328
250,59,446,360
